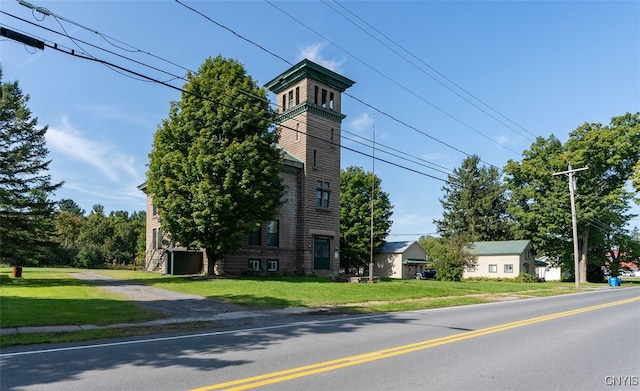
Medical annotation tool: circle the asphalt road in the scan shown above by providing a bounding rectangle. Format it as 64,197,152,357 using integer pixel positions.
1,287,638,391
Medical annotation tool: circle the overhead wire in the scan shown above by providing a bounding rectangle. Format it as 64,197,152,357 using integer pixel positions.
171,0,505,169
263,0,523,160
325,0,538,141
3,6,453,180
4,26,449,183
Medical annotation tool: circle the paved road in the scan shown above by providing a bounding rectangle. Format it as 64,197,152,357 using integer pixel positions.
1,287,638,391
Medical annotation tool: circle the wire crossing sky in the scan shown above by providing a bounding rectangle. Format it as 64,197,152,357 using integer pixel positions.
2,0,639,238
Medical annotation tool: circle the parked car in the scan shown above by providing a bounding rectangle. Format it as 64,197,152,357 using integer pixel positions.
416,269,436,279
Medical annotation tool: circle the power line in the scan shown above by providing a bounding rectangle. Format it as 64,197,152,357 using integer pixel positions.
10,1,503,173
174,0,504,168
263,0,524,159
2,23,450,183
2,10,452,180
324,0,538,141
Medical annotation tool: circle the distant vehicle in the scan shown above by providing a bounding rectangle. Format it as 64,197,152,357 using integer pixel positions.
416,269,436,279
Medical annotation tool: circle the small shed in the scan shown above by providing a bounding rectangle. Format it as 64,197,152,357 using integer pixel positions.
374,241,428,279
535,257,562,281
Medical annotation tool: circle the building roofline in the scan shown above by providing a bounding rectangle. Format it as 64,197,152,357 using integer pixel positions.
264,59,355,93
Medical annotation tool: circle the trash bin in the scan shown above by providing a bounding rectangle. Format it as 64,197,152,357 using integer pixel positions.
608,276,621,287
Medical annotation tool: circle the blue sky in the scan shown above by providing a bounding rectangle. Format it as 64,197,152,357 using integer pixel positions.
2,0,639,241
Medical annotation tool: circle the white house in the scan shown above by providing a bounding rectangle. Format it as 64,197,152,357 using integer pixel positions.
535,257,562,281
464,240,535,279
374,241,428,279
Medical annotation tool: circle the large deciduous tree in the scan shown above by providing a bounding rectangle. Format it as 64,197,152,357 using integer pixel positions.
434,155,511,241
0,71,62,267
418,234,477,281
340,166,393,273
505,113,640,282
147,56,285,274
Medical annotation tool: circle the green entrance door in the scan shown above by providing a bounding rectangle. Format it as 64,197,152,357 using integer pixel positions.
313,237,330,270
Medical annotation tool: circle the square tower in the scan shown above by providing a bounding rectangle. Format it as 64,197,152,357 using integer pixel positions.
265,59,355,274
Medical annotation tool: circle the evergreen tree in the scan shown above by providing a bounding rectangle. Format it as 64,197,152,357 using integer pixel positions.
147,56,285,274
0,71,62,267
340,166,393,273
435,155,511,241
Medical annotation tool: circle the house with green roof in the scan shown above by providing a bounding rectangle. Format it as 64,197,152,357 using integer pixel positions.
464,240,535,279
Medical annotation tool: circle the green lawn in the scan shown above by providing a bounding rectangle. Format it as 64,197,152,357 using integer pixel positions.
97,269,606,308
0,268,164,328
1,267,628,329
1,267,634,347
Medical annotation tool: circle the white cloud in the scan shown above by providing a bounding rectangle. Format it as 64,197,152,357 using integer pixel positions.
297,42,346,73
45,117,142,182
349,113,374,135
494,135,510,146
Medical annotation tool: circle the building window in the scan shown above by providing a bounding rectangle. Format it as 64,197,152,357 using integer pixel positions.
525,250,531,260
314,86,319,105
330,128,334,143
504,264,514,273
152,204,157,216
282,94,286,111
266,220,279,247
267,259,279,272
316,181,330,208
295,87,300,105
489,264,497,273
321,88,327,108
313,149,317,166
248,259,260,271
248,225,261,246
288,90,294,108
296,123,300,142
329,92,334,110
152,227,163,249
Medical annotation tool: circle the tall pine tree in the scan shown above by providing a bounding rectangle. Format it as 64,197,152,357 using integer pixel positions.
435,155,511,241
0,70,62,267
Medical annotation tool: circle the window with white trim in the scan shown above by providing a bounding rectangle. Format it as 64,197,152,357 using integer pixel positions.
267,259,279,272
248,259,260,271
489,264,497,273
504,264,514,273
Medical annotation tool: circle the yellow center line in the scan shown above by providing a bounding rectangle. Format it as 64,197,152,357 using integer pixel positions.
191,296,639,391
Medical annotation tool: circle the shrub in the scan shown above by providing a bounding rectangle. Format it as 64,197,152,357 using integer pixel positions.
514,273,538,283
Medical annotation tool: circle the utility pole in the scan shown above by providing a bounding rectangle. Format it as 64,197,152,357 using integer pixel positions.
553,164,588,289
368,116,375,282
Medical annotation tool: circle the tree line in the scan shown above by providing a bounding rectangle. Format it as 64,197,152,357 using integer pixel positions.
424,112,640,282
2,59,638,281
53,201,146,269
0,68,145,269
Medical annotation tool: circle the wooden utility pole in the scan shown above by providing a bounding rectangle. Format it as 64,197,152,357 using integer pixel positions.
553,164,588,289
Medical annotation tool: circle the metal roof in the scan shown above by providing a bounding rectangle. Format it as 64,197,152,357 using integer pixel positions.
379,241,416,254
468,240,531,255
